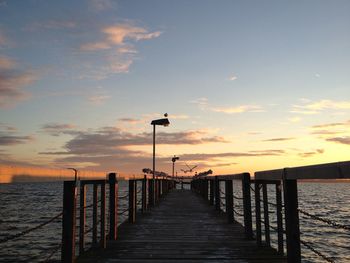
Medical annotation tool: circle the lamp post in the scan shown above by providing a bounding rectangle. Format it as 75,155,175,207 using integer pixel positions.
150,117,170,206
171,156,180,179
67,168,78,182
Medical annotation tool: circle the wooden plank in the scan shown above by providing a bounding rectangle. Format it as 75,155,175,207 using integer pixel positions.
78,189,285,263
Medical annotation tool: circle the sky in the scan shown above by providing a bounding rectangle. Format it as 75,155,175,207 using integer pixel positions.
1,0,350,178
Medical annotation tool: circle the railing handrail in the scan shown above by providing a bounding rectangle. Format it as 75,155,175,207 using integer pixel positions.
255,160,350,180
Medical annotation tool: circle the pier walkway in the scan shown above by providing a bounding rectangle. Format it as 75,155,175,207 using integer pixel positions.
78,189,285,263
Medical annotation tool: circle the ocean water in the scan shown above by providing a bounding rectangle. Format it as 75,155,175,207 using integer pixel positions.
0,181,349,262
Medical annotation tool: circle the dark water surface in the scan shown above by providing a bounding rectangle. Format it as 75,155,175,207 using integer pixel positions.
0,181,349,262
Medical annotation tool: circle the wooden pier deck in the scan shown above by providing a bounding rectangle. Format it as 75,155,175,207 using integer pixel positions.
78,189,286,263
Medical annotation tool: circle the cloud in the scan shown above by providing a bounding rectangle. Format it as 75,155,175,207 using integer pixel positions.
312,120,350,129
88,94,111,105
0,29,8,47
80,42,111,51
41,123,76,136
90,0,114,11
262,137,295,142
79,23,161,78
298,149,324,158
0,56,16,70
118,118,141,123
25,20,76,31
212,105,263,114
0,123,17,132
326,137,350,145
0,68,37,108
291,99,350,115
80,24,162,51
288,117,301,123
40,127,229,171
102,24,162,45
0,135,33,146
229,75,237,81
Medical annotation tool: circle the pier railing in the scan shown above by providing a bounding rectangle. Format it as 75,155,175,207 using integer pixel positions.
191,160,350,263
61,173,175,262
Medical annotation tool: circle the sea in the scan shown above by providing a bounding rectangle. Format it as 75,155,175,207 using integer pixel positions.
0,181,349,263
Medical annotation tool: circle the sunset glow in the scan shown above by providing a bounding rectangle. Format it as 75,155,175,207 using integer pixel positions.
1,1,350,181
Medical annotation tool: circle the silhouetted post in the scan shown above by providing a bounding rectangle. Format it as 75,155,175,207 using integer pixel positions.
129,180,136,223
262,183,271,247
142,175,147,213
100,184,106,248
109,173,118,240
255,181,262,246
204,179,208,200
79,183,86,255
283,173,301,263
276,181,284,255
149,178,153,207
209,179,214,205
92,184,98,246
225,180,234,223
215,176,220,211
62,181,77,263
242,173,253,239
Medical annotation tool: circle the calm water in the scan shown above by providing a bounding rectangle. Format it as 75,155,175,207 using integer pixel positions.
0,181,349,262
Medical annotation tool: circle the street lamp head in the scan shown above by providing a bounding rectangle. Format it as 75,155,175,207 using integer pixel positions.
172,156,180,163
151,118,170,126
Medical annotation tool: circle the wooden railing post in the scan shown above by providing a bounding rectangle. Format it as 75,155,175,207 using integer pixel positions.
149,179,154,207
109,173,118,240
283,172,301,263
79,183,86,255
262,183,271,247
100,183,106,248
209,179,214,205
142,175,147,213
255,181,262,246
92,184,98,246
214,176,220,211
129,179,136,223
62,181,77,263
225,180,234,223
242,173,253,239
276,181,284,255
204,179,208,200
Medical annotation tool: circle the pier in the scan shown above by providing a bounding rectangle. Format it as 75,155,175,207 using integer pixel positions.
60,161,349,263
2,161,349,262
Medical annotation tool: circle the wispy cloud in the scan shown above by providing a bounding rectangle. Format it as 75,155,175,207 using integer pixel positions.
0,29,8,47
88,94,111,105
41,123,76,136
79,23,161,78
298,149,324,158
90,0,114,11
0,134,33,146
262,137,295,142
0,63,37,108
80,24,161,51
291,99,350,115
191,98,263,114
25,20,76,31
118,118,141,123
228,74,237,81
0,123,17,132
326,137,350,145
212,105,263,114
312,120,350,129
